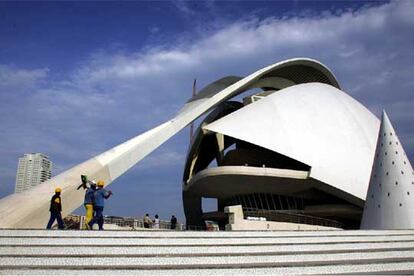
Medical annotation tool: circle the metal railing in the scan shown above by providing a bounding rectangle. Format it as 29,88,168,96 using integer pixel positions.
65,209,342,231
68,215,208,231
242,207,344,229
102,216,186,230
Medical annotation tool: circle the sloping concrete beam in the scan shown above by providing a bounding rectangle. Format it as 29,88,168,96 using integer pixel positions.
0,58,339,228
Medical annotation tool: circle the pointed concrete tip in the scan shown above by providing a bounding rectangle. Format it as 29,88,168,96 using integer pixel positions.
361,108,414,229
380,110,393,130
381,110,388,120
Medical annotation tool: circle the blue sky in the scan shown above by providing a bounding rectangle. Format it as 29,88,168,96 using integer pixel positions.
0,1,413,222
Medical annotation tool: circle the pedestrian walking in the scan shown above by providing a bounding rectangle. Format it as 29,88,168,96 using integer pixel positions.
77,175,96,229
143,213,152,228
46,187,65,230
153,214,160,229
88,180,112,230
83,181,96,229
170,215,177,230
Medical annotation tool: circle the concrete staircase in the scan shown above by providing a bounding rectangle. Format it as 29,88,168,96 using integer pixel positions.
1,229,414,275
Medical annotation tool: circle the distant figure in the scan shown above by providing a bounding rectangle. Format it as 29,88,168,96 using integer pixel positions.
143,213,152,228
153,214,160,229
46,187,65,230
170,215,177,230
88,180,112,230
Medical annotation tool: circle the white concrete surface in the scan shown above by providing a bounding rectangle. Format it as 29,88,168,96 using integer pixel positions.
2,263,414,276
2,229,414,237
361,111,414,229
2,251,414,267
204,83,379,201
1,229,414,275
225,205,339,231
2,241,414,256
2,235,414,246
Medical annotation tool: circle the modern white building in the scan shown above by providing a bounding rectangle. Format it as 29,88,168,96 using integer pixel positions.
0,58,412,229
15,153,52,193
182,67,379,229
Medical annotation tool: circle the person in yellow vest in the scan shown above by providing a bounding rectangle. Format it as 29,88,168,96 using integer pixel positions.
77,175,97,229
46,187,65,229
83,181,96,229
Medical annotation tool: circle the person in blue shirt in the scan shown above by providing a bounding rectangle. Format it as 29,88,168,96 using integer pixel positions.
83,181,96,229
77,175,97,229
88,180,112,230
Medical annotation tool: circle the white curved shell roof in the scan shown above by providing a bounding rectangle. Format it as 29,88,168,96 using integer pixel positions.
204,83,380,200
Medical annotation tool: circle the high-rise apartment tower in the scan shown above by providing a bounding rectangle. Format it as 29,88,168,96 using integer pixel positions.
15,153,52,193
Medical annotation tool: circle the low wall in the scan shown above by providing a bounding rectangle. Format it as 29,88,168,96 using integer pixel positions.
225,205,340,231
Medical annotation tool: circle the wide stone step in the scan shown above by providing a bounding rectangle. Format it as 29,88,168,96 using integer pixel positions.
3,262,414,275
2,235,414,247
2,241,414,257
1,230,414,274
1,229,414,238
1,251,414,270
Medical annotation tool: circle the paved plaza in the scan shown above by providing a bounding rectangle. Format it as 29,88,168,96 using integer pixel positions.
1,229,414,275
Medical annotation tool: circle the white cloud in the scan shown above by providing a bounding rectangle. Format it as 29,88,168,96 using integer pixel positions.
0,65,49,93
1,0,414,199
171,1,196,16
70,1,414,90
